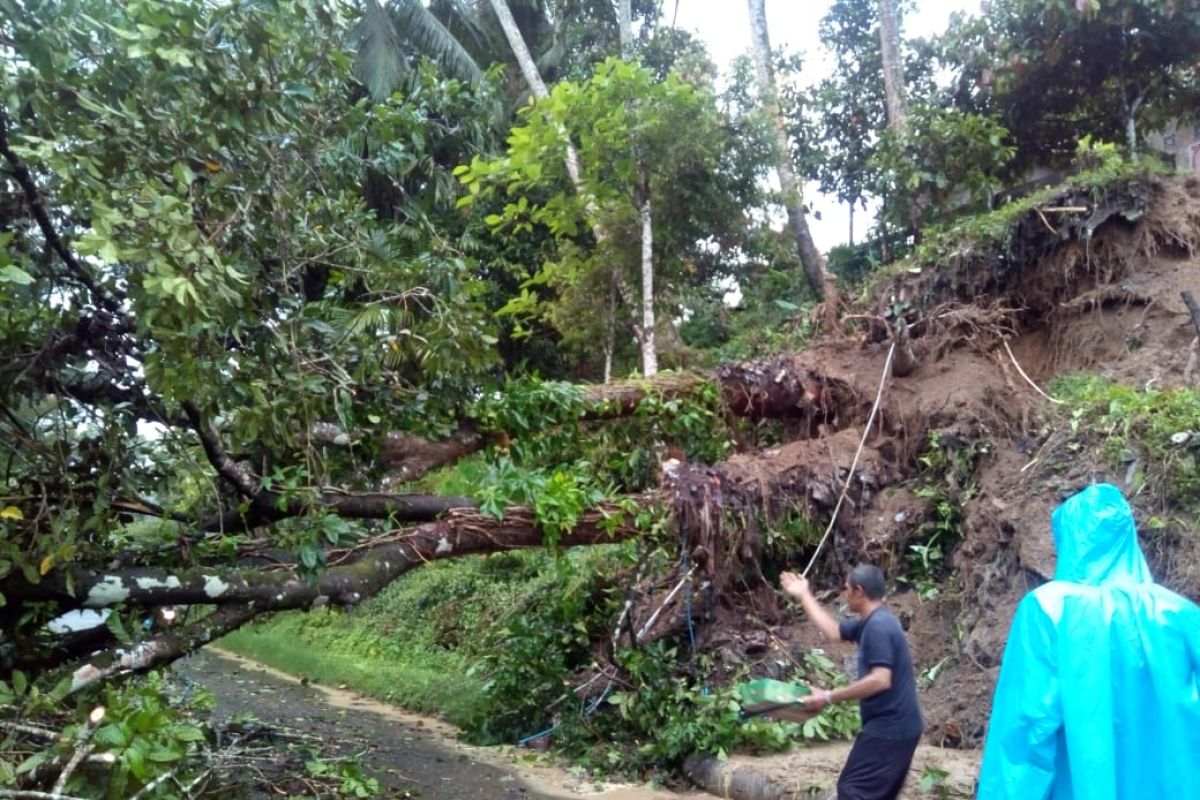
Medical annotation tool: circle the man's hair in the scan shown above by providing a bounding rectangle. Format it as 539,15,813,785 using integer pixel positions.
849,564,886,600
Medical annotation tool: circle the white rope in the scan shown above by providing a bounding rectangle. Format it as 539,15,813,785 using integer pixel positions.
1002,340,1064,405
802,341,897,577
635,566,695,642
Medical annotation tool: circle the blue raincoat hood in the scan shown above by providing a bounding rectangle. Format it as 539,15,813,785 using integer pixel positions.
1050,483,1151,585
977,484,1200,800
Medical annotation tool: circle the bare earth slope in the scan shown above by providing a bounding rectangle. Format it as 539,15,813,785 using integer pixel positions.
681,175,1200,798
814,176,1200,746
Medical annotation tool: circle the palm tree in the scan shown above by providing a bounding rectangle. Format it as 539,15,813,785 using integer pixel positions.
356,0,576,102
357,0,488,99
746,0,837,311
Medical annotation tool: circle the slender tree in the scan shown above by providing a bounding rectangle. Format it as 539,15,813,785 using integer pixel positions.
636,177,657,375
745,0,837,313
617,0,633,59
488,0,658,375
877,0,907,132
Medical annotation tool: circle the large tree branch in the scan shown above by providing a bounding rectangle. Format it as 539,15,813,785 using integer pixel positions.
182,401,261,498
60,604,261,695
48,505,645,692
6,503,643,611
0,110,132,329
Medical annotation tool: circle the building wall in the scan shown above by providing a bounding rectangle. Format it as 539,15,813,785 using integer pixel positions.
1146,118,1200,173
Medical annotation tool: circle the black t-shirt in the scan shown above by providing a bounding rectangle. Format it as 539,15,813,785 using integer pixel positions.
839,606,924,740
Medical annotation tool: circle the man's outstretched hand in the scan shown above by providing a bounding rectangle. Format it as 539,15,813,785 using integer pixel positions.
780,571,810,601
801,689,830,712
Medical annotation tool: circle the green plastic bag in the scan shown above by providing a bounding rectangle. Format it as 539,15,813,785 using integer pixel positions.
737,678,815,722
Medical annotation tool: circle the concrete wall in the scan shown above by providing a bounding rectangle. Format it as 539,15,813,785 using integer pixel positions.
1146,118,1200,173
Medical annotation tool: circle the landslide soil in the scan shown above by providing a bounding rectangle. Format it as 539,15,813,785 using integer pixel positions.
701,174,1200,754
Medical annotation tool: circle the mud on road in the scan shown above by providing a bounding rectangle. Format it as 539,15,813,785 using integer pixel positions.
174,647,708,800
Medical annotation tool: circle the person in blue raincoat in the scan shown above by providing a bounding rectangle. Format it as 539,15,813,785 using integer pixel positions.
977,483,1200,799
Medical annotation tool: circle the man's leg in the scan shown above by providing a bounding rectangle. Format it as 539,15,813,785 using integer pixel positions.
879,735,920,800
837,733,921,800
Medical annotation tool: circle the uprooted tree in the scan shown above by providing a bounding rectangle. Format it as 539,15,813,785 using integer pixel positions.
0,0,853,699
10,4,1200,799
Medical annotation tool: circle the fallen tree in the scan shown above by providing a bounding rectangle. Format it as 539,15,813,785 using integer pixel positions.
10,8,1200,795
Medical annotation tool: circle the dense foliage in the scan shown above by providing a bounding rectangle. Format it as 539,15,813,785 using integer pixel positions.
3,0,1200,793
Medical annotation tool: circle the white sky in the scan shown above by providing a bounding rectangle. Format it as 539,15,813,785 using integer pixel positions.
673,0,984,250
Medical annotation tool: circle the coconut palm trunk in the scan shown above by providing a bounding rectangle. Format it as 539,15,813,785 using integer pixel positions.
746,0,837,315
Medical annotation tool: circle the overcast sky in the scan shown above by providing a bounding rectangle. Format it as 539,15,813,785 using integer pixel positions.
672,0,984,249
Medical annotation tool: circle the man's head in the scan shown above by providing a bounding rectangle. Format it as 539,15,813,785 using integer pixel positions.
844,563,886,612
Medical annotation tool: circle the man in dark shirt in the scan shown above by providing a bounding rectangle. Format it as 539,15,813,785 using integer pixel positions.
781,564,924,800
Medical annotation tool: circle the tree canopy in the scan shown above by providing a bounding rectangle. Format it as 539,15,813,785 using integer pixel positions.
3,0,1200,794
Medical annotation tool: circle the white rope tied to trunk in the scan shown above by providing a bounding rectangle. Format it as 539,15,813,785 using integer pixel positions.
802,341,898,577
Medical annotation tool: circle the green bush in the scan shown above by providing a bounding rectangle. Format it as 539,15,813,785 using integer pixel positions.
1050,374,1200,507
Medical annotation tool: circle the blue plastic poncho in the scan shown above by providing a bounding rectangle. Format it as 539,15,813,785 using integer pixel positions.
977,484,1200,800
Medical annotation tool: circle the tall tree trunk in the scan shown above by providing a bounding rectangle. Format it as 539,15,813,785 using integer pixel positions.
489,0,648,354
603,277,616,383
488,0,585,187
878,0,907,134
638,182,658,377
1125,87,1147,157
745,0,837,317
618,0,633,59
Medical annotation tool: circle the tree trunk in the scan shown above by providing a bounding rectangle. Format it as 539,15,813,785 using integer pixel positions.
638,185,658,376
319,355,873,481
488,0,646,355
745,0,838,315
1126,87,1148,157
604,274,617,382
488,0,587,189
489,0,549,99
878,0,907,134
618,0,633,60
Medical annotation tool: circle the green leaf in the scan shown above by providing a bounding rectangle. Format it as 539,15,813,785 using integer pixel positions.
0,266,33,285
106,611,132,644
148,746,182,762
15,750,49,776
283,82,315,100
94,723,130,747
171,725,206,743
172,161,194,187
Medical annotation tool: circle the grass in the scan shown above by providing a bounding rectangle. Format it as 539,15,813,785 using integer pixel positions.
216,551,550,728
219,611,486,726
215,545,635,732
1049,374,1200,508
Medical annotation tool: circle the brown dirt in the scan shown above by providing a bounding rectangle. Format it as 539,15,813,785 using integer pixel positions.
635,175,1200,770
